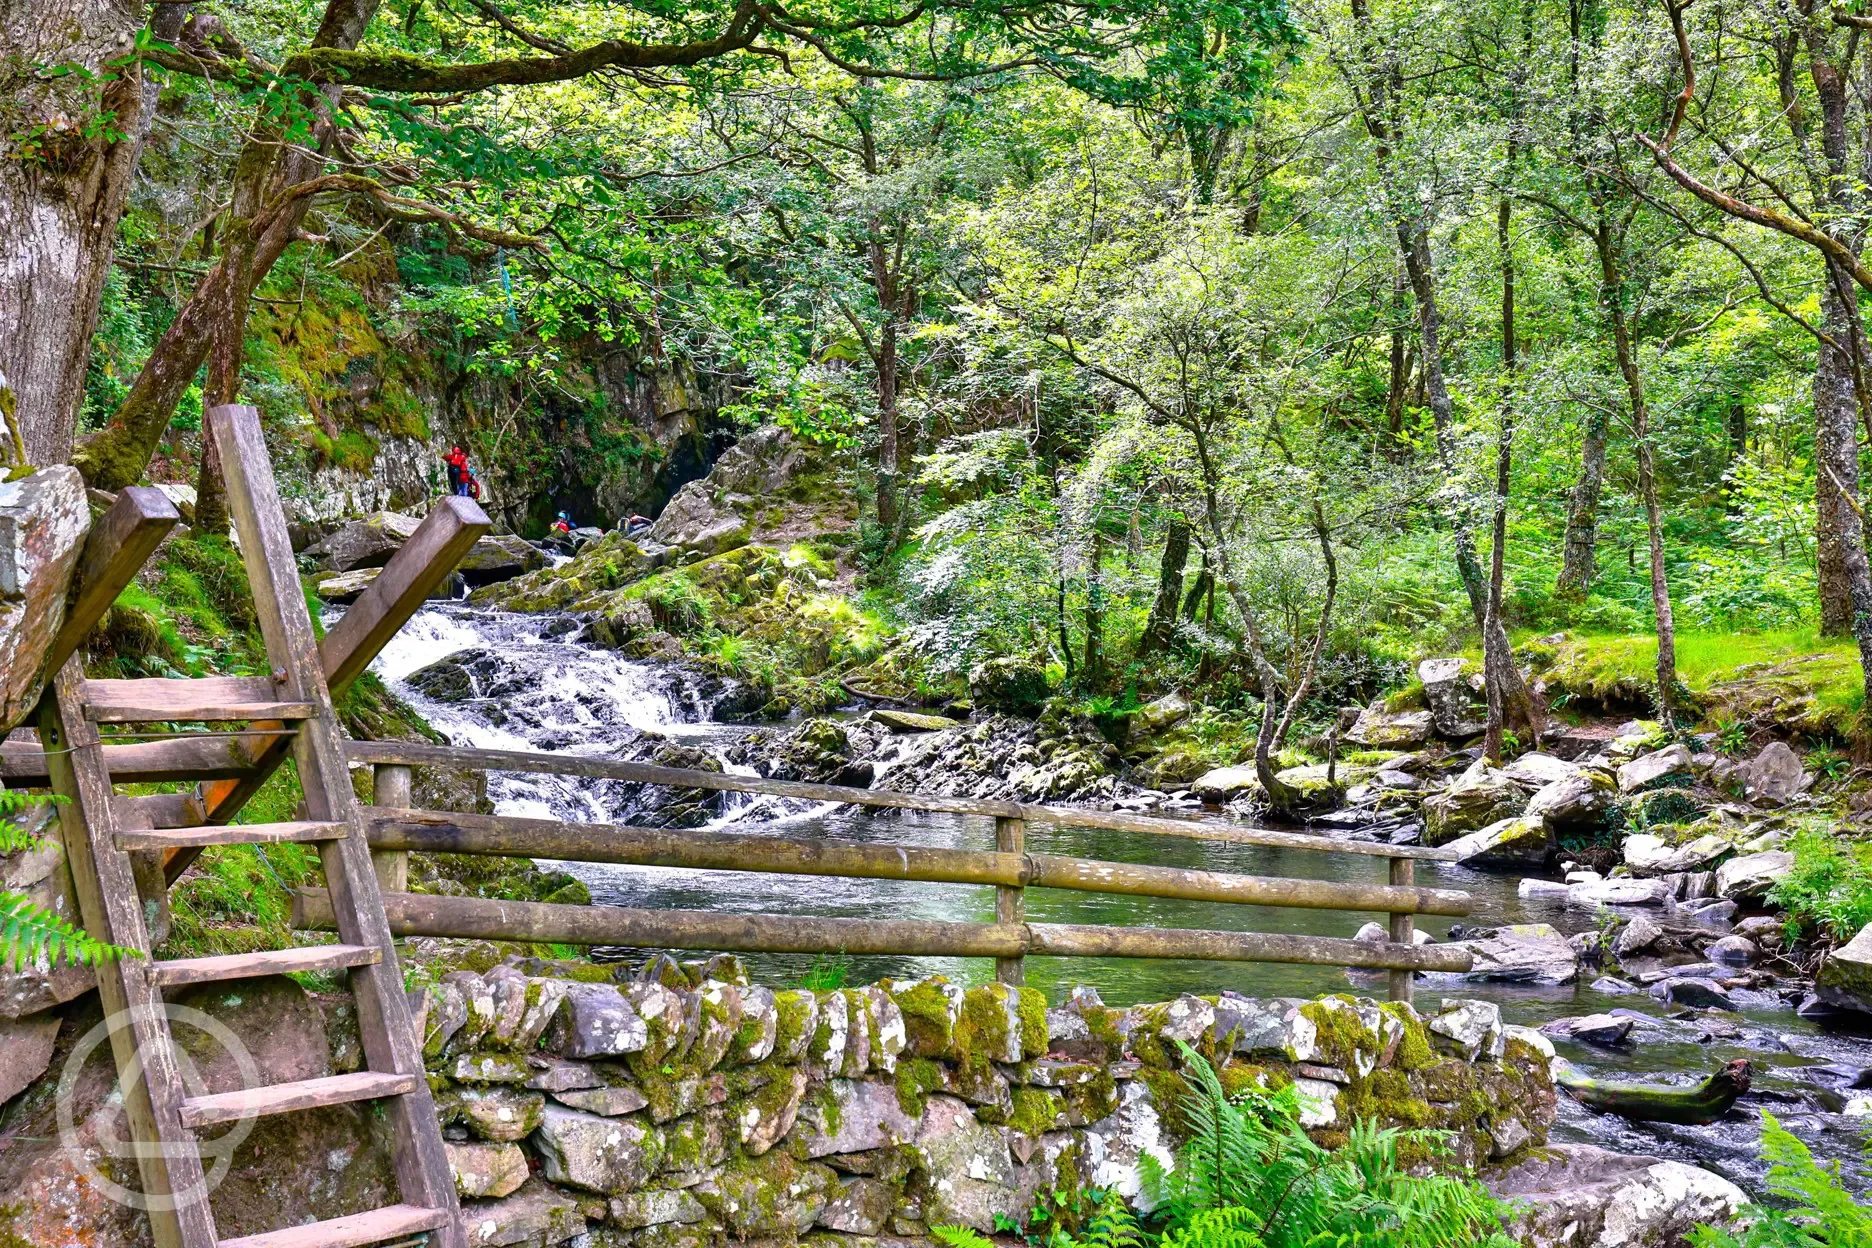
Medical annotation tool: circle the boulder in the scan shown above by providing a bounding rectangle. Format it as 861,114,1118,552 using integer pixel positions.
1740,741,1810,805
1539,1014,1633,1047
1623,833,1728,876
1706,936,1757,966
1346,700,1433,748
1816,922,1872,1015
1713,850,1793,900
1442,815,1553,869
0,1015,59,1105
968,657,1050,715
0,466,89,731
457,533,548,585
1441,923,1578,985
1617,744,1694,793
1131,692,1191,738
1503,752,1577,789
1613,915,1665,958
1191,764,1261,805
1491,1144,1746,1248
1418,658,1486,738
1423,764,1526,845
1650,978,1734,1010
306,509,423,571
1524,769,1618,833
316,566,381,603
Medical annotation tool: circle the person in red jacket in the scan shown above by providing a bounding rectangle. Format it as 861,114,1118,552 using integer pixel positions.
444,445,471,496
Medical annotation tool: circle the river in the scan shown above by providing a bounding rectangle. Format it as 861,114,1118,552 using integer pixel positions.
366,603,1872,1194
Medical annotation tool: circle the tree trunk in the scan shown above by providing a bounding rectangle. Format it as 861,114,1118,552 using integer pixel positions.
1485,188,1517,766
1556,409,1608,600
1384,260,1410,454
72,0,380,490
0,0,158,464
1596,222,1677,722
1817,274,1863,636
1139,515,1190,655
1081,529,1106,684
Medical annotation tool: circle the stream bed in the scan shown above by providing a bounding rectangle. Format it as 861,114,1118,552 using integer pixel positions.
366,603,1872,1196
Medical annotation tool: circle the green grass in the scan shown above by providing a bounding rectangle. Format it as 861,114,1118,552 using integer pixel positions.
1540,629,1866,729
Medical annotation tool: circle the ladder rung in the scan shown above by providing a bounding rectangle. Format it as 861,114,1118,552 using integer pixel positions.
216,1203,450,1248
118,820,346,850
152,944,381,988
180,1072,420,1129
87,700,318,724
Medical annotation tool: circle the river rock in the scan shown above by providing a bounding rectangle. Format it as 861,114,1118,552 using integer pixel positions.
1740,741,1810,805
1734,914,1786,945
1423,764,1526,845
1816,922,1872,1014
1650,977,1734,1010
1617,744,1694,793
1540,1014,1633,1047
0,465,88,732
1623,832,1728,876
1191,764,1261,804
968,656,1049,714
1519,878,1572,900
1353,921,1434,946
1706,936,1758,966
1416,658,1485,738
1614,915,1665,958
1714,849,1793,900
1442,815,1553,868
1524,769,1618,834
1503,752,1577,789
316,566,381,603
1569,877,1671,907
1441,923,1578,985
1491,1144,1746,1248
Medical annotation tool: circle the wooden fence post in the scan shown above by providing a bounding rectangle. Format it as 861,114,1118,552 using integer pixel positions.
995,815,1026,986
1388,855,1414,1004
372,764,412,893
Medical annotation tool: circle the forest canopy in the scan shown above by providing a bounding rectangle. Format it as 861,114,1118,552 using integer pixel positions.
9,0,1872,788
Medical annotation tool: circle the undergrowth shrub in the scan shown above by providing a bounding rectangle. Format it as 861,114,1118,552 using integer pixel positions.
1689,1111,1871,1248
1769,827,1872,944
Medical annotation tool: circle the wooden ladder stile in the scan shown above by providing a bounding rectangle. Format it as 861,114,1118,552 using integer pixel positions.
43,402,466,1248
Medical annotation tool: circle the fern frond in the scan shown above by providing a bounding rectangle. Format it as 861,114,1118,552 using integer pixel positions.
0,890,135,969
0,789,64,853
930,1226,996,1248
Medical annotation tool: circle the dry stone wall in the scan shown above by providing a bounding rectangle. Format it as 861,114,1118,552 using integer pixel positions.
412,952,1557,1247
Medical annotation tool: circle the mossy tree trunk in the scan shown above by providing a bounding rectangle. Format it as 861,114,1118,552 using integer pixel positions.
1139,514,1190,656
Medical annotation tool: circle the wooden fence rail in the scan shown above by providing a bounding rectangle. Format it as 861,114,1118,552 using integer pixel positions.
337,741,1469,1000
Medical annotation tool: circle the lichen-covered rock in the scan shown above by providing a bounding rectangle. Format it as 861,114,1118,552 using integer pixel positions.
1815,922,1872,1014
1419,658,1486,738
462,1178,588,1247
1739,741,1810,805
1443,815,1553,868
1623,833,1729,876
1524,769,1618,833
533,1104,663,1194
1423,764,1526,845
968,655,1049,714
1715,849,1794,900
891,976,964,1058
1491,1144,1746,1248
692,1147,837,1237
1346,700,1434,748
609,1187,707,1229
551,1085,649,1117
550,984,648,1059
448,1086,545,1143
735,1063,809,1155
797,1078,919,1157
449,1142,531,1199
911,1093,1019,1229
1426,999,1504,1062
1617,744,1695,793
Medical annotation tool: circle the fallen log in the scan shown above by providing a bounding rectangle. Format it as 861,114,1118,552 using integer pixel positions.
1553,1057,1751,1125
